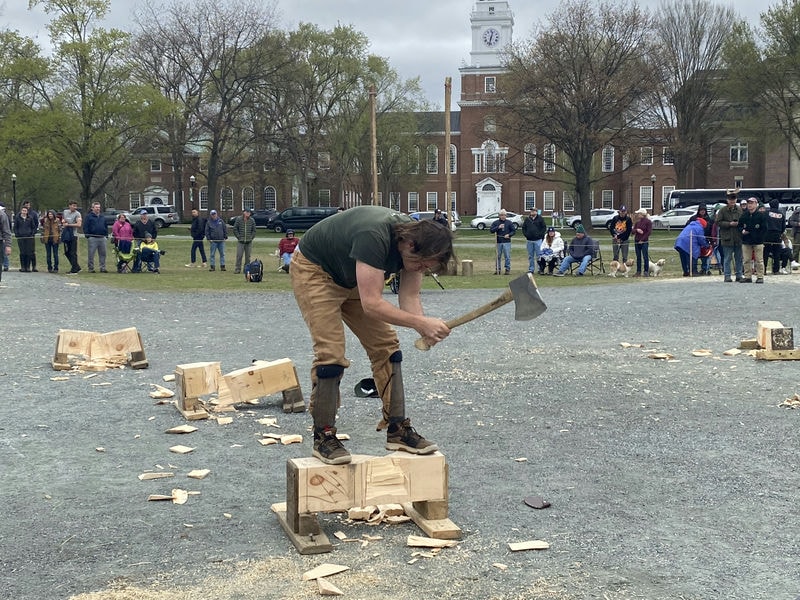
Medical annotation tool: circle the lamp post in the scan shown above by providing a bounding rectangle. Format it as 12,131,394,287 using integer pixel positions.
189,175,196,210
650,173,657,211
11,173,16,216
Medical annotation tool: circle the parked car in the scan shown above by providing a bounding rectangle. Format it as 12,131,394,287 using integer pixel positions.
567,208,618,229
651,208,698,230
102,208,130,226
470,211,524,230
127,205,179,228
228,208,278,228
268,206,340,232
408,210,461,228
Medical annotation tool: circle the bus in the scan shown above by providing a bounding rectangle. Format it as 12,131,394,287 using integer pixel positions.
666,188,800,219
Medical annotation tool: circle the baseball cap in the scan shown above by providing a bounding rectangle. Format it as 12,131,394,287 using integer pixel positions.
210,209,217,215
547,226,555,232
139,209,147,215
619,205,627,211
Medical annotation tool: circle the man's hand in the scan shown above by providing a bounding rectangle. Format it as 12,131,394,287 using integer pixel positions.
416,316,451,347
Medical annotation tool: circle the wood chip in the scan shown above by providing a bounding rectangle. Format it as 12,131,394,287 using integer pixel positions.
147,494,174,501
95,447,105,452
691,349,713,357
216,416,233,425
723,348,742,356
493,563,508,571
515,457,528,462
258,438,278,446
257,417,280,427
262,432,283,439
50,376,70,381
317,577,344,596
348,506,377,521
508,540,550,551
162,374,176,382
138,472,175,481
336,433,350,440
172,489,189,504
301,563,350,581
280,434,303,445
149,384,175,399
187,469,211,479
169,445,195,454
165,424,198,434
83,373,99,379
648,353,674,360
407,535,458,548
333,531,349,541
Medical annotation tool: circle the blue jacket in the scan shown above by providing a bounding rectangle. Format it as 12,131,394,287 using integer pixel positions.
205,216,228,241
674,221,708,258
83,211,108,237
490,218,517,243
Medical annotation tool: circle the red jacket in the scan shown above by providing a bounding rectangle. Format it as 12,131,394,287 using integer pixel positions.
279,237,299,255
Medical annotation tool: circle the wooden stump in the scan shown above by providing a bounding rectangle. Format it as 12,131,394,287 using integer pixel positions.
461,260,473,276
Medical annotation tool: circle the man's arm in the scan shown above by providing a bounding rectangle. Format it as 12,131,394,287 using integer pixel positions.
355,261,450,346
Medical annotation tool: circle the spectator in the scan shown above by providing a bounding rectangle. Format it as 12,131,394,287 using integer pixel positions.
21,200,39,234
739,196,767,283
551,210,559,228
232,207,256,274
131,209,157,273
554,224,594,276
42,210,61,273
205,209,227,271
522,208,547,274
138,232,162,273
674,218,710,277
608,205,632,262
687,204,714,275
289,205,453,465
0,202,11,281
779,232,793,274
763,199,786,276
185,209,207,268
61,200,82,274
489,209,517,275
83,202,108,273
632,208,652,277
788,208,800,268
13,206,38,272
111,213,133,254
433,209,448,228
278,229,299,273
537,226,564,275
714,189,744,282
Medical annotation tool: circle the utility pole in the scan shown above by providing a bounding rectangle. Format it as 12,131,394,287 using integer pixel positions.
369,85,378,206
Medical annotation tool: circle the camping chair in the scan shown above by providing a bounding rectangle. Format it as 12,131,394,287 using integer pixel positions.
113,244,137,274
569,238,605,275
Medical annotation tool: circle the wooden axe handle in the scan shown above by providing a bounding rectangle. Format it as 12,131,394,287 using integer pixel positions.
414,288,514,351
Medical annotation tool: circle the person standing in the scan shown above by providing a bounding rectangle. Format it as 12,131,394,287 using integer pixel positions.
61,200,82,274
290,205,452,465
715,190,744,282
278,229,299,272
763,199,786,275
432,209,448,228
522,208,546,274
632,208,652,277
83,202,108,273
489,209,517,275
186,209,207,268
42,210,61,273
13,206,38,272
232,207,256,274
20,201,40,271
0,202,11,282
205,209,227,271
608,205,633,262
739,196,767,283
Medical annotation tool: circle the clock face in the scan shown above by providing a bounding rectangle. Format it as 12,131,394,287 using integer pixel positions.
482,27,500,47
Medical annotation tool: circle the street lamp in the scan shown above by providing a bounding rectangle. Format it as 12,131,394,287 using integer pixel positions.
189,175,196,210
11,173,16,215
650,173,657,211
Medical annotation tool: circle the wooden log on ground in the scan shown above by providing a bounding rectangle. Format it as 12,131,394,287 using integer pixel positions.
757,320,794,351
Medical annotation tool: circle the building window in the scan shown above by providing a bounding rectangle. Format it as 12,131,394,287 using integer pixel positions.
730,141,748,164
640,146,654,165
220,186,233,211
449,144,457,174
662,186,675,210
408,191,419,212
426,144,438,174
663,147,674,165
318,152,331,171
376,192,383,206
409,146,419,174
129,192,142,210
524,143,536,173
639,186,653,211
150,159,161,172
485,76,496,93
484,115,496,133
563,191,575,212
473,140,507,174
543,191,555,212
263,186,276,210
389,145,401,174
543,144,556,173
199,186,209,211
242,186,255,211
449,191,457,212
622,151,630,170
426,192,438,211
389,191,400,211
602,146,614,172
524,191,536,211
318,189,331,206
602,190,614,209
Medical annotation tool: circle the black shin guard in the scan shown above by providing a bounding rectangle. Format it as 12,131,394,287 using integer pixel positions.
312,364,344,431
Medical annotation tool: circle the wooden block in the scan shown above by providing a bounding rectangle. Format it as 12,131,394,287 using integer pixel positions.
55,329,98,358
755,349,800,361
223,358,300,406
739,338,760,350
289,453,446,515
176,362,222,398
402,502,462,540
91,327,142,359
508,540,550,551
274,508,332,555
461,259,473,277
757,321,793,351
302,563,350,581
317,577,344,596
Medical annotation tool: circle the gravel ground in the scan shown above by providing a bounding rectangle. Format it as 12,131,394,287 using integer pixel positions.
1,272,799,600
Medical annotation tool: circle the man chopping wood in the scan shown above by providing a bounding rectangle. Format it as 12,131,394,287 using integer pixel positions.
290,205,453,465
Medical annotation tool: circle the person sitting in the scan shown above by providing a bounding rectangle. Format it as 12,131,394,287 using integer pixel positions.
537,226,564,275
138,232,163,273
278,229,299,272
554,225,594,276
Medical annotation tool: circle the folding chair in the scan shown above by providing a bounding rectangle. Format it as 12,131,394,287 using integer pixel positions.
569,239,605,275
113,245,137,273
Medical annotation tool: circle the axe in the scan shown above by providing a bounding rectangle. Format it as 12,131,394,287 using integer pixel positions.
414,272,547,351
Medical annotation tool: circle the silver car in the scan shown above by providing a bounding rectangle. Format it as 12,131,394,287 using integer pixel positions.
127,205,179,228
470,211,524,230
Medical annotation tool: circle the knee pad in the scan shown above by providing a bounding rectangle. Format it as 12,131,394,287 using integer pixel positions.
389,350,403,364
316,364,345,379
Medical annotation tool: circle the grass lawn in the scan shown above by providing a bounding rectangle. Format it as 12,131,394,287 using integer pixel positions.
56,225,689,292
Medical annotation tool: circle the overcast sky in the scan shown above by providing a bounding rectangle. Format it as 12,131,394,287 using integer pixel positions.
3,0,766,109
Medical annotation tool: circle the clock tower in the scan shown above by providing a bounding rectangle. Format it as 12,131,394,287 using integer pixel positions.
468,0,514,69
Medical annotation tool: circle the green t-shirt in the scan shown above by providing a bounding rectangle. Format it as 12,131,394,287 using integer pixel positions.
299,206,409,288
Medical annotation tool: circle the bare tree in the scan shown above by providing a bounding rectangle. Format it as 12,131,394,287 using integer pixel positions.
649,0,738,189
498,0,655,228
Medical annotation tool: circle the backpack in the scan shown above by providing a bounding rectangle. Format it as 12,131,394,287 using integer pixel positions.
244,259,263,282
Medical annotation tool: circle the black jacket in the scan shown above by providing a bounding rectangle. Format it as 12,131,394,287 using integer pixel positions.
522,214,546,241
190,216,207,241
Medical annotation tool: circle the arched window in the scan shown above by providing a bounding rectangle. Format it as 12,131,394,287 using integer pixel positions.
389,145,401,174
426,144,438,174
408,146,419,174
199,186,209,211
221,186,234,211
472,140,507,173
449,144,457,174
263,186,277,210
241,186,255,211
524,143,536,173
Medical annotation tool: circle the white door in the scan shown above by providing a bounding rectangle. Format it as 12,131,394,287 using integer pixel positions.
476,181,501,216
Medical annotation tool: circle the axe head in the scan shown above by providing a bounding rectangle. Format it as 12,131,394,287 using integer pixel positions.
508,272,547,321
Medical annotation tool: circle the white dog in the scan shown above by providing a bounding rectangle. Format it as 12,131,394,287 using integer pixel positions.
608,258,634,277
648,258,666,276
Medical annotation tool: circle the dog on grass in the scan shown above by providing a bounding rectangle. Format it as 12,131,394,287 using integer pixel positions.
648,258,666,276
608,258,635,277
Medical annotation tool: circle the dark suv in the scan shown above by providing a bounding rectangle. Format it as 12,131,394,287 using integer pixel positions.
268,206,339,232
228,208,278,228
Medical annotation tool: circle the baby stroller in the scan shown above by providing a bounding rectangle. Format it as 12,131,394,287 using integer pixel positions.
113,243,138,273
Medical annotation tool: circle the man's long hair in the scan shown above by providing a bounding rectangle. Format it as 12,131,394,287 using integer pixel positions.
394,219,455,273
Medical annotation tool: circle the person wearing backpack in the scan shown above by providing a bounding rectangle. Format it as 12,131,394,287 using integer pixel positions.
763,199,786,275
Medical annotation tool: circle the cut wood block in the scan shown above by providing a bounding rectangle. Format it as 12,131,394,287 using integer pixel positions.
302,563,350,581
723,348,742,356
757,321,793,351
150,384,175,399
377,503,405,517
259,438,278,446
169,445,195,454
755,348,800,361
92,327,143,359
222,358,301,407
55,329,97,359
508,540,550,551
138,472,174,481
165,425,197,434
347,506,377,521
176,362,222,398
187,469,211,479
280,434,303,445
317,577,344,596
739,338,760,350
216,416,233,425
402,502,461,540
162,373,176,382
406,535,458,548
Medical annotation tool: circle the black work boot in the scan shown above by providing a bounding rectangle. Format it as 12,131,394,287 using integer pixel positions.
313,426,350,465
386,418,438,455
